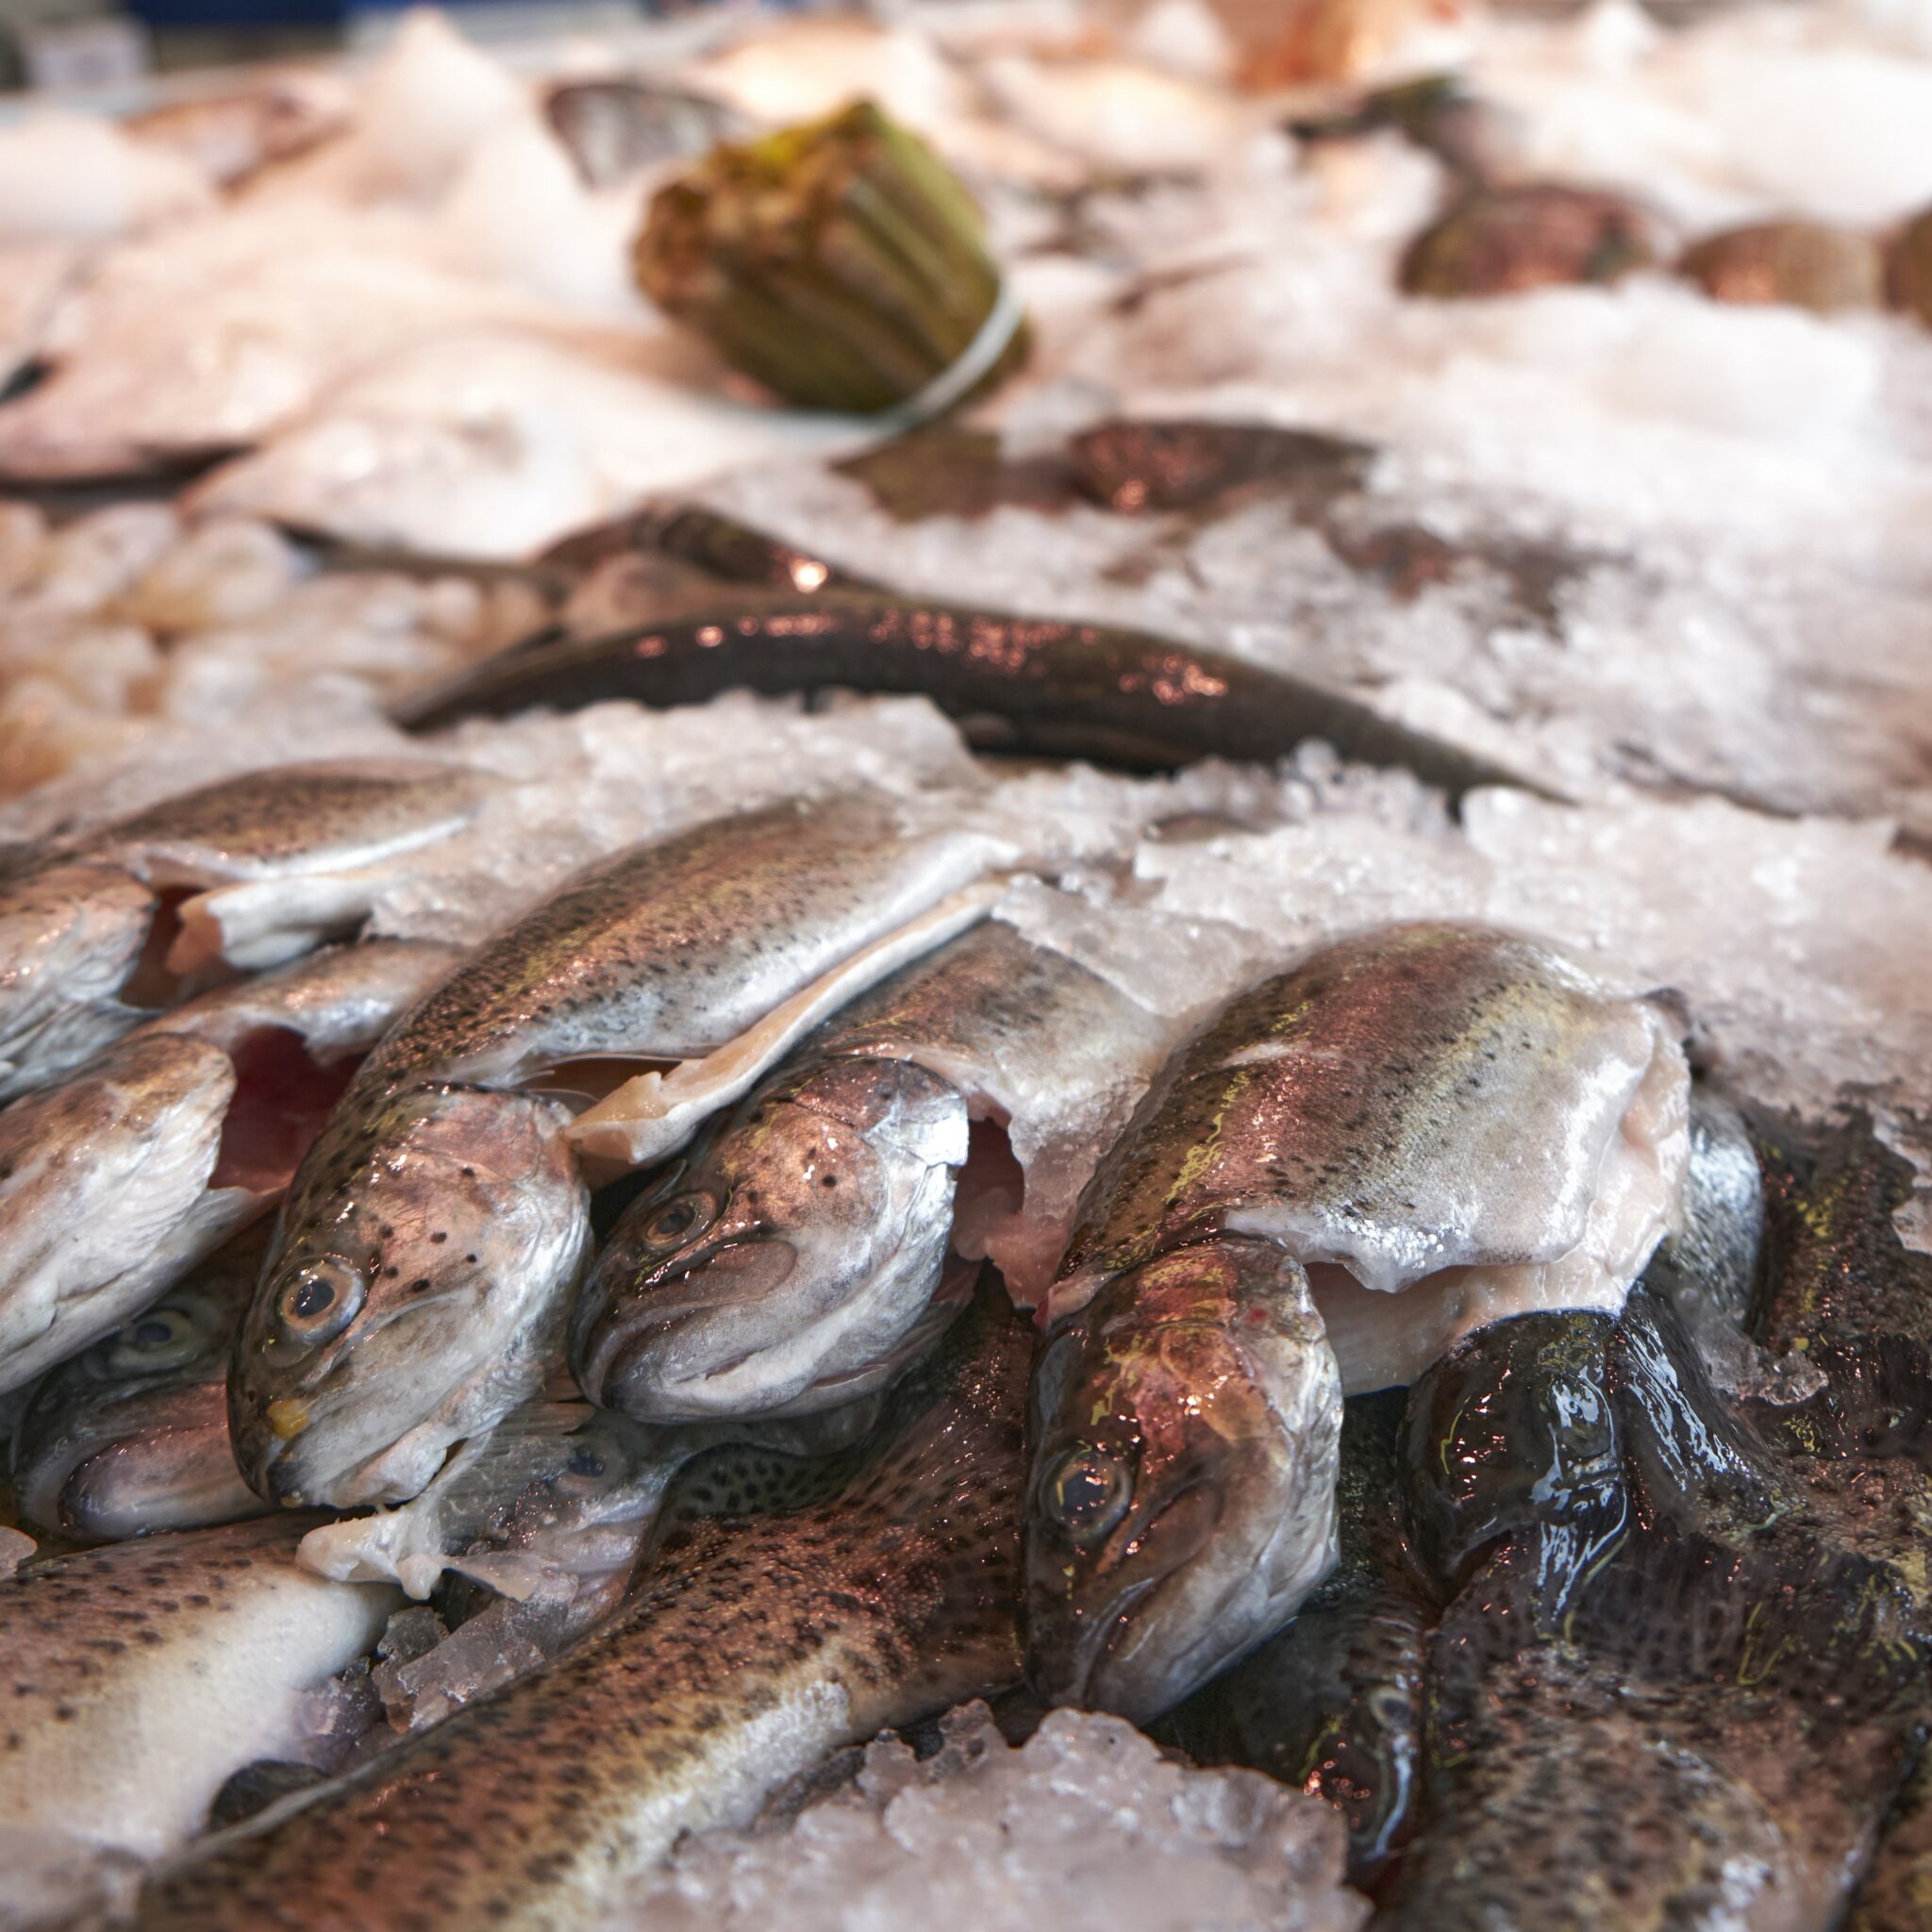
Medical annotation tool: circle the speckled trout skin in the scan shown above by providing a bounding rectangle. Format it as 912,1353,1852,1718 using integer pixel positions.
1056,921,1680,1310
576,919,1171,1424
117,1286,1028,1932
12,1226,268,1541
234,796,1001,1510
0,1517,398,1902
0,761,492,1103
0,941,462,1402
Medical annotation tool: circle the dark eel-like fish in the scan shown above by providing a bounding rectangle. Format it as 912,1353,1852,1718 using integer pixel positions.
391,590,1553,808
1373,1107,1932,1929
104,1279,1028,1931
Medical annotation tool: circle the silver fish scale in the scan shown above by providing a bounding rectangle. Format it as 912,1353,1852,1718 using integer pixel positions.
359,793,1008,1087
1062,922,1669,1298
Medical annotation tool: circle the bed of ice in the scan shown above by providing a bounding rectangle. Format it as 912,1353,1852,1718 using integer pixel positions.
615,1702,1368,1932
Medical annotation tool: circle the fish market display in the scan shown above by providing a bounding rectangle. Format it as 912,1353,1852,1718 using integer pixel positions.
0,0,1929,1924
574,916,1172,1422
109,1281,1028,1930
233,793,1008,1508
0,939,457,1396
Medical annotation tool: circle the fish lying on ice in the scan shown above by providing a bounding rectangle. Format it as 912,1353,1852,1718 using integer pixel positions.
108,1278,1028,1931
1026,919,1690,1720
0,1516,399,1925
0,758,491,1100
232,794,1011,1508
0,940,459,1396
394,591,1555,808
11,1224,268,1540
574,916,1173,1423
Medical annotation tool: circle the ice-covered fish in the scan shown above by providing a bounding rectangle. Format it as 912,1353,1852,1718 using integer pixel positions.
0,758,491,1100
1025,1241,1340,1725
234,795,1009,1509
1050,920,1692,1394
11,1225,267,1541
115,1282,1028,1930
574,918,1173,1422
396,592,1554,807
0,939,459,1396
0,1516,398,1924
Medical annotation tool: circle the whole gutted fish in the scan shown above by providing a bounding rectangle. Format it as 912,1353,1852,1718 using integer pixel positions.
1049,920,1691,1392
392,592,1555,808
0,939,458,1396
1025,1240,1340,1724
233,795,1008,1508
11,1224,267,1541
0,760,491,1100
1028,920,1688,1721
0,1516,398,1924
575,918,1172,1423
114,1281,1027,1931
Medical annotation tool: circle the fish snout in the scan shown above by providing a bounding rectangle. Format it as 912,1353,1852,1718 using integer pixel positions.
572,1238,798,1418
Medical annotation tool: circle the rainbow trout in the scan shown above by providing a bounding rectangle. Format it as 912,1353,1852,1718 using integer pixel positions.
0,760,491,1101
231,794,1006,1508
106,1282,1027,1931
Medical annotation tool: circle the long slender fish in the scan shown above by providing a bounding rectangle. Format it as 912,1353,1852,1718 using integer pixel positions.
111,1282,1028,1932
575,918,1173,1423
391,591,1555,808
11,1225,268,1541
1027,920,1689,1721
0,1516,398,1925
232,795,1009,1509
0,761,491,1101
0,941,459,1397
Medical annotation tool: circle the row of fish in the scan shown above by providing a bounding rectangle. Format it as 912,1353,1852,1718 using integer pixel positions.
0,631,1913,1927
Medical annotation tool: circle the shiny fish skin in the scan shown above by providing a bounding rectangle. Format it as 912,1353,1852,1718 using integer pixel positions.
0,761,491,1101
391,592,1557,808
0,940,461,1403
356,793,1008,1085
1025,1240,1340,1725
1051,920,1690,1395
116,1286,1029,1932
11,1226,268,1541
0,1517,398,1906
236,797,998,1509
575,920,1171,1423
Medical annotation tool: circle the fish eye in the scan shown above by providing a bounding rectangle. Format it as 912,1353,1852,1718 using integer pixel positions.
1044,1448,1134,1545
634,1189,720,1252
99,1306,203,1375
275,1260,366,1348
560,1444,609,1491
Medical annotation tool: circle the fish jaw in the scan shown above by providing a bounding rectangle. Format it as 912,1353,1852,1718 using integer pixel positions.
58,1390,265,1539
573,1056,969,1421
0,860,157,1101
0,1032,242,1396
233,1081,591,1508
1024,1241,1341,1725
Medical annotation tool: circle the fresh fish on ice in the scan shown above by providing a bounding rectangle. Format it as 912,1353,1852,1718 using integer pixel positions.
574,918,1173,1422
0,758,491,1099
114,1282,1028,1931
233,794,1010,1509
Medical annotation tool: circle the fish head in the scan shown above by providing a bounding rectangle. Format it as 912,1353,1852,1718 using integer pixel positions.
233,1081,591,1508
572,1055,968,1422
1024,1240,1341,1724
13,1265,255,1538
0,862,159,1099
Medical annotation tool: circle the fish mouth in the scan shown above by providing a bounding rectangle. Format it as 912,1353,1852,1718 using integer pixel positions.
575,1238,799,1412
1028,1482,1224,1720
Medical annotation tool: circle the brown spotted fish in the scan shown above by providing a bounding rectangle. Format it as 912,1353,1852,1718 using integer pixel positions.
110,1282,1028,1931
0,760,492,1102
231,793,1008,1510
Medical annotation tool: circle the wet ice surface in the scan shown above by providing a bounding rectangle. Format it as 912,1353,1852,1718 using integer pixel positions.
616,1702,1367,1932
